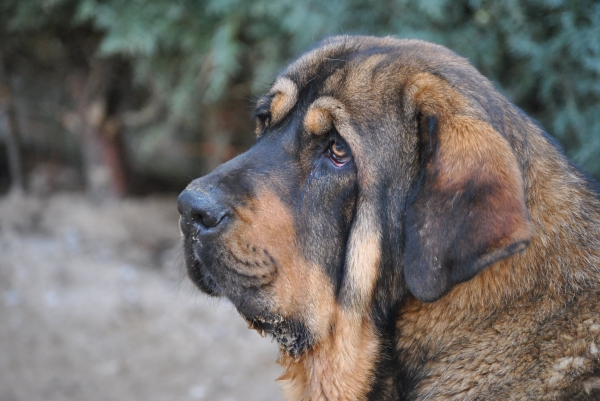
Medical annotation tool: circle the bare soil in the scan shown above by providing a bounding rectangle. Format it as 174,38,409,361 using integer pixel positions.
0,193,283,401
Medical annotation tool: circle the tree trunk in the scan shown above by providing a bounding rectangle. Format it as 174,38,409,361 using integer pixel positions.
68,60,127,200
0,52,24,195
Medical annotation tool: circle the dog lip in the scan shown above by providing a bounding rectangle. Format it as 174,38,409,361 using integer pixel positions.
184,242,223,296
190,262,222,296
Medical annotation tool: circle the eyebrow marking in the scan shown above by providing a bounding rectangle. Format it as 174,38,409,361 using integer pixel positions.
304,103,333,137
269,77,298,125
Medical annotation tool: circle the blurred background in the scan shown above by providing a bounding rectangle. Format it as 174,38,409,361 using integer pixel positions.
0,0,599,400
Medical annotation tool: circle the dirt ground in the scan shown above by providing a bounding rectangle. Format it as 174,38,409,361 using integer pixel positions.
0,193,283,401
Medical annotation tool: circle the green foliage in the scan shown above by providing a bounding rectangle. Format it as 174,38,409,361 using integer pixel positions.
2,0,600,177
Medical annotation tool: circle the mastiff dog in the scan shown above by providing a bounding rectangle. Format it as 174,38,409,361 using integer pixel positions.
178,36,600,400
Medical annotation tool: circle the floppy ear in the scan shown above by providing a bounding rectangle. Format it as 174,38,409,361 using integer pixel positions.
404,75,533,302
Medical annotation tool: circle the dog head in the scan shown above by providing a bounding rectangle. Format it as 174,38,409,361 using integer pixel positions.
178,35,533,357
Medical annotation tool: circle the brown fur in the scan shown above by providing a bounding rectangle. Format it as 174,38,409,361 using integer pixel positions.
279,310,379,401
231,191,381,400
179,36,600,400
304,104,333,137
397,119,600,399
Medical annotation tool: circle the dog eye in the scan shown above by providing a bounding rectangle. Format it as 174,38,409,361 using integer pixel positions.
328,140,351,166
257,112,271,128
255,112,271,136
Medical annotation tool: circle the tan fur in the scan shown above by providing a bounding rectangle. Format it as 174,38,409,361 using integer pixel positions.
255,77,298,135
304,105,333,137
270,77,298,126
434,115,533,248
230,190,329,322
279,309,379,401
396,111,600,399
230,190,381,400
343,205,382,309
407,73,470,117
303,96,384,310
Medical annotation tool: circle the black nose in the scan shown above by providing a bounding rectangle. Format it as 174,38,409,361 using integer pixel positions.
178,188,230,234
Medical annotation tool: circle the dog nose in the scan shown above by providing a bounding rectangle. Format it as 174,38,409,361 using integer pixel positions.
178,188,230,234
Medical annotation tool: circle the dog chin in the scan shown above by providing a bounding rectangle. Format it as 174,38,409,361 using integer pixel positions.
242,313,312,359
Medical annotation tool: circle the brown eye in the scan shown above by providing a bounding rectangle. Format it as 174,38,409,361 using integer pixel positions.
328,140,351,166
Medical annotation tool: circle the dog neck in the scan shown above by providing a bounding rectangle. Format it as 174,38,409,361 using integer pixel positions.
277,309,380,401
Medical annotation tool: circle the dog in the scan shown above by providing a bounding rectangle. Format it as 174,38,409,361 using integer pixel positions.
178,36,600,400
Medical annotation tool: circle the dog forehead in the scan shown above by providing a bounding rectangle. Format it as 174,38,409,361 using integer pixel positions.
280,36,466,88
282,36,398,82
260,36,475,123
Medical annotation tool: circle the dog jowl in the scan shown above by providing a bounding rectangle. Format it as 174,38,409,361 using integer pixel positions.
178,36,600,401
178,109,358,356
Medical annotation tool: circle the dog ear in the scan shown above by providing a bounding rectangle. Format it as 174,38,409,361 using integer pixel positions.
403,75,533,302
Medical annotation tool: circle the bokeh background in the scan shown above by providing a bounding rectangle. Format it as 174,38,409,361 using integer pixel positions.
1,0,599,400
